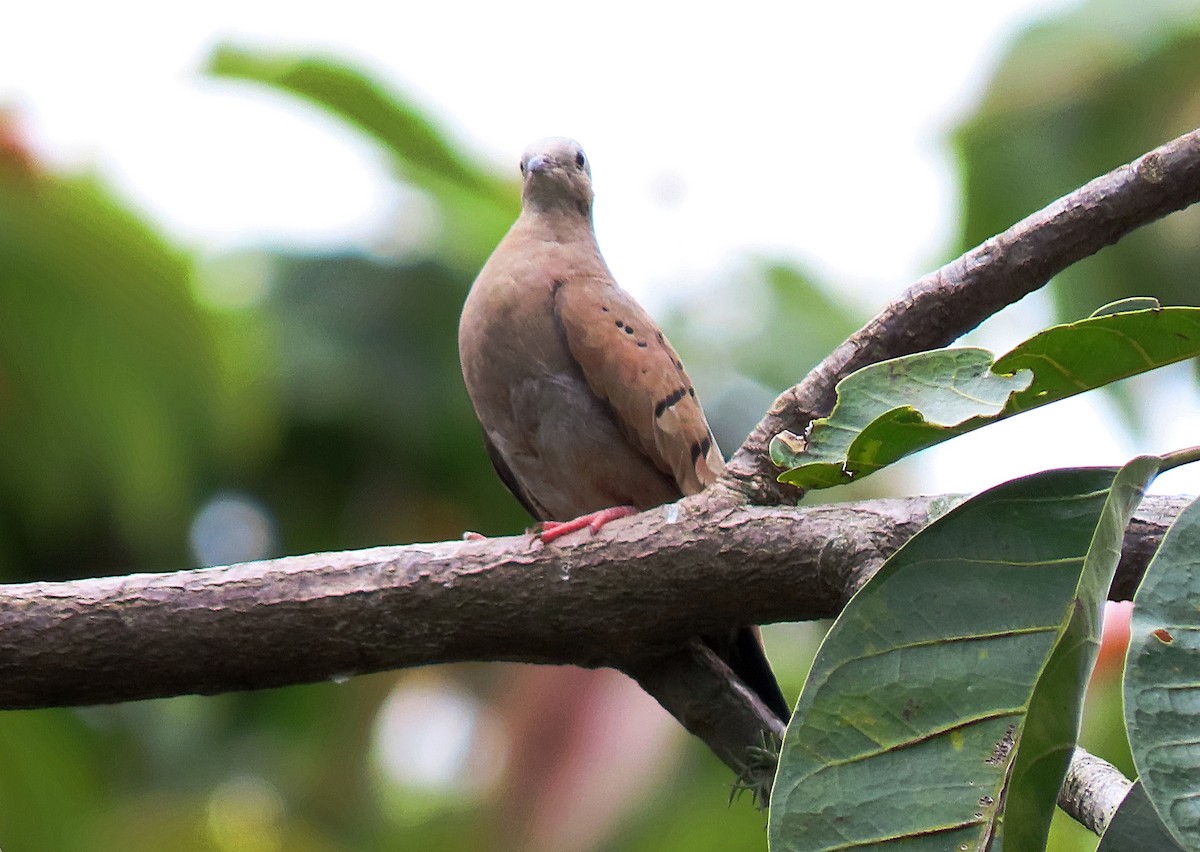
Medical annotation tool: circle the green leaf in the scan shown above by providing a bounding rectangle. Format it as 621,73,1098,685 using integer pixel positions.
769,348,1032,486
207,44,515,212
768,459,1159,851
772,306,1200,489
1002,456,1159,849
1097,781,1187,851
1124,493,1200,849
1091,297,1161,318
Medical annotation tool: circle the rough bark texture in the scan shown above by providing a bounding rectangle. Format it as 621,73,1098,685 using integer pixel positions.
1057,748,1134,837
0,495,1185,711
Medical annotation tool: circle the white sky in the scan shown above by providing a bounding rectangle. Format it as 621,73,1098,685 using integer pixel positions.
6,0,1200,496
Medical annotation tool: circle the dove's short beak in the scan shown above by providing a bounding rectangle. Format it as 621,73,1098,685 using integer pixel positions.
525,154,552,174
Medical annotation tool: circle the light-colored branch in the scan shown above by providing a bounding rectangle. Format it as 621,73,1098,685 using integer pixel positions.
0,496,924,709
0,494,1186,778
1057,747,1134,836
723,127,1200,504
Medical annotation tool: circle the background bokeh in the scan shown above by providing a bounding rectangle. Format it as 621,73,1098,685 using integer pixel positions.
2,1,1200,849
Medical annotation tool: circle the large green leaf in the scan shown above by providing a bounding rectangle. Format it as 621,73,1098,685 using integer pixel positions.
1096,781,1187,852
768,459,1160,851
1124,493,1200,849
206,45,518,266
771,304,1200,489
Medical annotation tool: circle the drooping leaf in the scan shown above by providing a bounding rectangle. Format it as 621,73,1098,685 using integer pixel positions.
768,458,1160,851
1124,493,1200,849
207,44,515,213
771,347,1033,489
1002,455,1160,849
772,306,1200,489
1096,781,1187,852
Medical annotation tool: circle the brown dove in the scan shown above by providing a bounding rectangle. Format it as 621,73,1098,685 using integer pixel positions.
458,137,789,721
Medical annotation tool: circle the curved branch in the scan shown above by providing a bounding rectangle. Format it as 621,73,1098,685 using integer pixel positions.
724,127,1200,504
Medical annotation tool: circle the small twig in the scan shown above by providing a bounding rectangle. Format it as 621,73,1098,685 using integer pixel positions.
1057,747,1134,836
724,127,1200,505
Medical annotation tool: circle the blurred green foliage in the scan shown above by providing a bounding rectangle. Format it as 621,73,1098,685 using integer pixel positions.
0,165,226,579
955,0,1200,324
1,0,1198,845
208,44,519,272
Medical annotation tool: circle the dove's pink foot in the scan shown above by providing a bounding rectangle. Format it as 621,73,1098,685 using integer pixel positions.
536,506,637,543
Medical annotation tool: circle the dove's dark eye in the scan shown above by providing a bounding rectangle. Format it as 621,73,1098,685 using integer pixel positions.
519,159,527,175
575,150,586,169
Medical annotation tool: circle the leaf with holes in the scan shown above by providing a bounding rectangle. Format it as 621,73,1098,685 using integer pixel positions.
768,457,1162,852
1125,493,1200,849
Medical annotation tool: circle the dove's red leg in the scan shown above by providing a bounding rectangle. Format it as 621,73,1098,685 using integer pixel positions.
536,506,637,542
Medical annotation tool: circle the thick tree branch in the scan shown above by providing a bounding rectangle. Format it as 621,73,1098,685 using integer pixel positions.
0,497,913,709
0,494,1186,778
1057,747,1133,837
723,127,1200,504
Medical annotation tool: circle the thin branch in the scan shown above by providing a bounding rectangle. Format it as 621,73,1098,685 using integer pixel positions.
1057,747,1133,837
0,494,1185,778
723,127,1200,504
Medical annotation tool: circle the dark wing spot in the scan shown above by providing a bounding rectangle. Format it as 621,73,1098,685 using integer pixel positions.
656,331,664,342
690,441,704,464
699,436,712,457
637,341,648,348
654,387,688,418
688,386,696,397
624,326,634,335
615,320,624,329
601,306,610,312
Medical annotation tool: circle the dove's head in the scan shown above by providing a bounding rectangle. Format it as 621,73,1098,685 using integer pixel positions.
518,137,594,217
